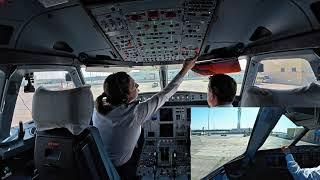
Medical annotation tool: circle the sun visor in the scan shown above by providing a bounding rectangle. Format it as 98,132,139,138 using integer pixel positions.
191,60,241,75
285,108,320,130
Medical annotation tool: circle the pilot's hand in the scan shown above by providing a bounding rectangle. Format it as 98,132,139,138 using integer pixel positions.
281,146,291,155
182,50,199,72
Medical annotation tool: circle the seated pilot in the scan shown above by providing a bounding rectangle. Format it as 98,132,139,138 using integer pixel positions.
207,74,237,107
282,146,320,180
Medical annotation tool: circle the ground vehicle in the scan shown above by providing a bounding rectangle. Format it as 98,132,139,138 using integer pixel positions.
261,76,271,83
1,0,320,179
256,75,271,83
152,82,159,88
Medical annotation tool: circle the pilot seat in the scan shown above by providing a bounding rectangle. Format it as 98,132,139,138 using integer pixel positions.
32,86,120,180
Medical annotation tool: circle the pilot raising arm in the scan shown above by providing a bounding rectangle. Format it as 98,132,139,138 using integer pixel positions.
93,52,198,179
134,53,198,124
282,146,320,180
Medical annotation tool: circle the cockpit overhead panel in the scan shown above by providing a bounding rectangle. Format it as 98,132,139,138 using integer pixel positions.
89,0,218,62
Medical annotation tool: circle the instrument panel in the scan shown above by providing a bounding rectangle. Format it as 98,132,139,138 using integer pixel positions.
137,106,191,179
88,0,218,62
136,92,205,178
0,121,35,160
0,122,35,179
224,146,320,180
256,146,320,169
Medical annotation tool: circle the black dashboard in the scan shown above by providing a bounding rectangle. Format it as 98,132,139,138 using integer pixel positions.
0,121,36,179
0,121,35,160
255,146,320,169
224,146,320,180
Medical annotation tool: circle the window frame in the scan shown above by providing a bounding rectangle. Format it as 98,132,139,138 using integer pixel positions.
254,57,316,89
258,114,305,150
241,49,319,105
292,128,320,146
0,66,13,141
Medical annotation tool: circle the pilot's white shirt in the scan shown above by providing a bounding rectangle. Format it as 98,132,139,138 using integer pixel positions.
216,103,233,107
285,153,320,180
93,72,184,167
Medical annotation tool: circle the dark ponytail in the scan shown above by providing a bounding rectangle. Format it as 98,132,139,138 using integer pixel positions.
95,72,131,115
95,92,113,115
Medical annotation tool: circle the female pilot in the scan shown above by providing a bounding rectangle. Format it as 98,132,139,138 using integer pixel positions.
93,54,198,179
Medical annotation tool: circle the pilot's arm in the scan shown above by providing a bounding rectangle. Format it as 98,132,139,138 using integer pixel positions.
134,53,198,125
282,146,320,180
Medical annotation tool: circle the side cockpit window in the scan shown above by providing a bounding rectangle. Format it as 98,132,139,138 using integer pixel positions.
254,58,316,90
11,71,74,127
296,128,320,146
259,115,301,150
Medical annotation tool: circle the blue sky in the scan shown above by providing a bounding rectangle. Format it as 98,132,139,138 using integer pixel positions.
191,107,299,133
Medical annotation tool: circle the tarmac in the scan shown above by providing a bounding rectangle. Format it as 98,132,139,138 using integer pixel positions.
191,134,312,179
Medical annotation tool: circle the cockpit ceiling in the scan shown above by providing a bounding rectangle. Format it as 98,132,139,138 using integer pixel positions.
87,0,217,62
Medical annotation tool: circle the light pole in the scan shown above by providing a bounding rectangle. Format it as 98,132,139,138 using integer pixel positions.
207,108,210,136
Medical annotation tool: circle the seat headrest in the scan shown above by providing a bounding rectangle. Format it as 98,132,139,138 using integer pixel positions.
32,86,94,135
242,82,320,107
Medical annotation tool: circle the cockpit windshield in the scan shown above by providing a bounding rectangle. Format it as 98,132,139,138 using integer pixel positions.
82,59,247,98
82,66,161,98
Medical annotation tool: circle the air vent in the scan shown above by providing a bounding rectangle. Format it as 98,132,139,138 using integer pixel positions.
311,2,320,24
249,26,272,41
38,0,69,8
204,45,210,53
53,41,73,52
109,51,117,59
96,55,112,60
314,48,320,58
82,0,141,5
0,25,14,45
